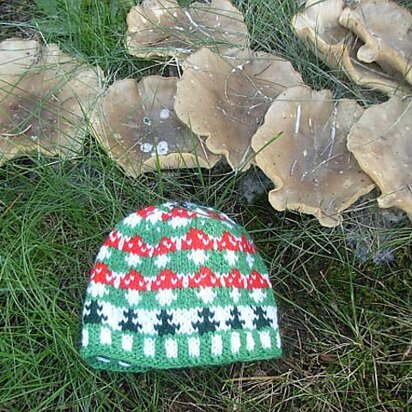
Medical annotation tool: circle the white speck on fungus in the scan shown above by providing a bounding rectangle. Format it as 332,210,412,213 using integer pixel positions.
156,141,168,155
159,108,170,119
141,142,153,153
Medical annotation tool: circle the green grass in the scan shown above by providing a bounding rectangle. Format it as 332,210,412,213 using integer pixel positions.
1,0,412,410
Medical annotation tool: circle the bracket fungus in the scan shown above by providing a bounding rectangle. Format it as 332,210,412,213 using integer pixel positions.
339,0,412,87
291,0,352,67
91,76,220,177
126,0,248,60
175,47,303,170
0,39,102,166
347,96,412,220
291,0,411,95
0,38,40,76
251,85,375,227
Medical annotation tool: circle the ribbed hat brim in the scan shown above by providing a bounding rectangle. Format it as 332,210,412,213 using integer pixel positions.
80,324,281,372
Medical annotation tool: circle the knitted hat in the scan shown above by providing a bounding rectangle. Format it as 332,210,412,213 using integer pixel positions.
80,202,281,371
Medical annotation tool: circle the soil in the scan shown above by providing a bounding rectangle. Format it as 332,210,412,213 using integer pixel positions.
0,0,37,41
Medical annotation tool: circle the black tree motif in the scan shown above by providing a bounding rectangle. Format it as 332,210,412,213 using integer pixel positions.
226,306,245,330
192,307,220,335
83,301,107,324
253,306,272,330
154,309,180,336
119,308,142,332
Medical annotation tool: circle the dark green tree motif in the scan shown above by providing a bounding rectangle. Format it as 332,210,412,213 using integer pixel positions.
192,308,220,335
226,306,245,330
154,309,180,336
83,301,107,324
119,308,142,332
253,306,272,330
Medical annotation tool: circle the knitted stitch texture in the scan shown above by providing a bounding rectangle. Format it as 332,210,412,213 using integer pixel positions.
80,202,281,371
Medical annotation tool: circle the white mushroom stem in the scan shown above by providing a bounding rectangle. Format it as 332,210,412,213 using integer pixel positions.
294,104,301,135
328,106,337,160
290,158,298,176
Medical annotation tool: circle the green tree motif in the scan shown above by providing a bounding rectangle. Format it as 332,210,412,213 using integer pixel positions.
154,309,180,336
192,308,220,335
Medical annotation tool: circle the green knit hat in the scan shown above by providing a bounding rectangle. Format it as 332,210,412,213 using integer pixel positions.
80,202,281,371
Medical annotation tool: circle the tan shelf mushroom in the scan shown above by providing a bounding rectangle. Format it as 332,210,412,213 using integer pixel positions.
251,85,375,227
175,47,303,171
0,38,40,76
347,96,412,220
292,0,351,67
126,0,248,60
0,39,40,164
339,0,412,87
90,76,220,177
0,39,102,166
291,0,411,95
